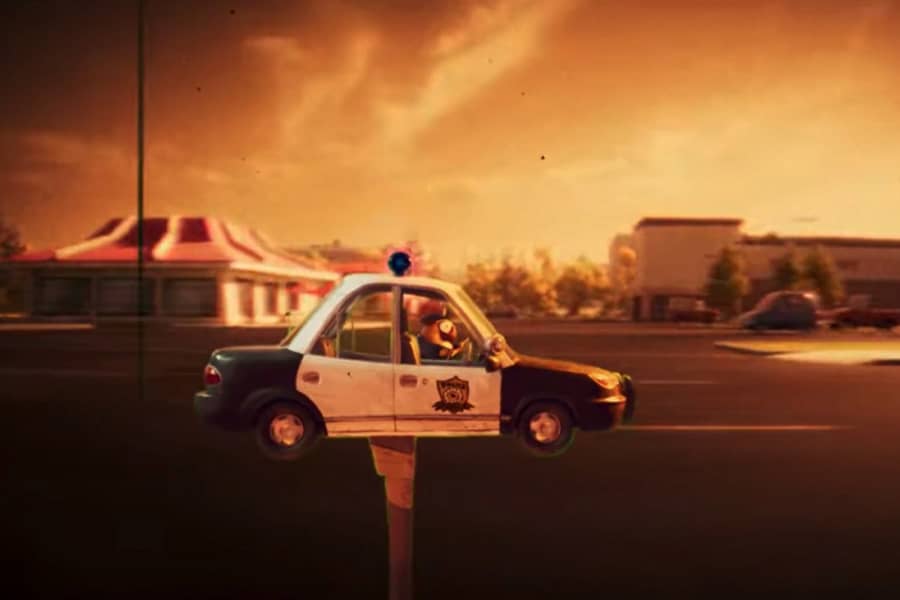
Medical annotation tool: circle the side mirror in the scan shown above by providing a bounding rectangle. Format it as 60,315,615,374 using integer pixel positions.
485,354,502,372
487,333,507,355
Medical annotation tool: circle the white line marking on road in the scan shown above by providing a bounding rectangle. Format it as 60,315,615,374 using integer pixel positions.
549,352,745,359
621,425,851,432
638,380,718,385
0,367,130,378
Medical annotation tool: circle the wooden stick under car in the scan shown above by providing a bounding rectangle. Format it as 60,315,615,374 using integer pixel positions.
369,436,416,600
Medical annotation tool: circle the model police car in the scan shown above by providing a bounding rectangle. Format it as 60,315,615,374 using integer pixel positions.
194,253,636,459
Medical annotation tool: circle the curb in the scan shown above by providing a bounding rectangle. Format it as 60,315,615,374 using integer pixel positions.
0,323,95,332
712,342,786,356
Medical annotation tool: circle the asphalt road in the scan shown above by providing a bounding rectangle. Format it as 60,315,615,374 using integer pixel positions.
3,322,900,598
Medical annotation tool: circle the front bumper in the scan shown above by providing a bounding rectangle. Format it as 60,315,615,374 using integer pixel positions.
620,374,636,423
581,374,636,428
577,393,626,430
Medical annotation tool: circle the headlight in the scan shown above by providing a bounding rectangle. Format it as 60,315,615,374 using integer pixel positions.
591,372,619,391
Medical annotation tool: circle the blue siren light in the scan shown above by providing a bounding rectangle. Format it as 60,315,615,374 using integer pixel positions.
388,251,412,276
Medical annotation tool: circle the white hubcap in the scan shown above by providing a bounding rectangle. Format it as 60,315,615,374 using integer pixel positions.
270,414,304,446
529,411,561,443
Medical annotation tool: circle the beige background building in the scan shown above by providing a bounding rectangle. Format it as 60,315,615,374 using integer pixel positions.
621,217,900,321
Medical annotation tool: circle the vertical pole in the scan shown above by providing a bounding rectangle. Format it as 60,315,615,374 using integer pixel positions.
369,436,416,600
136,0,146,402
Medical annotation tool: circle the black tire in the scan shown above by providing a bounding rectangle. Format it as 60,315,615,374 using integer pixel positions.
517,401,575,457
255,401,321,461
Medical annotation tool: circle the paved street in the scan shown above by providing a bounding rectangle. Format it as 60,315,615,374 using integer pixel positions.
4,322,900,598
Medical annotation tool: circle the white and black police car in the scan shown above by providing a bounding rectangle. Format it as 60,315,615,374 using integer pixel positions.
194,252,636,459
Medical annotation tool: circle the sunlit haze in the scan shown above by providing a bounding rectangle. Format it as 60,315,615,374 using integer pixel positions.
2,0,899,270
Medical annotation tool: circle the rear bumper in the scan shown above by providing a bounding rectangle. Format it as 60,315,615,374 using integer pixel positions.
194,390,245,430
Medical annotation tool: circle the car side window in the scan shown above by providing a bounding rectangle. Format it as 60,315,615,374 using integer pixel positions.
311,288,393,362
400,289,480,366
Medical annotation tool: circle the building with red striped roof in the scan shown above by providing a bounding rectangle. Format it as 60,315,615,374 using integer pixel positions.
2,216,340,325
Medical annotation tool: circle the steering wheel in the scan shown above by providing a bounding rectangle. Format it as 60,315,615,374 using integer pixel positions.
447,337,473,362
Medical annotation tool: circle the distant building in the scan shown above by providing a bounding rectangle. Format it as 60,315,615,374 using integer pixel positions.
285,239,435,277
623,217,900,321
0,216,340,325
740,234,900,309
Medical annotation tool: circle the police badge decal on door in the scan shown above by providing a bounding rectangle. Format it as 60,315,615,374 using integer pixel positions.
432,377,473,413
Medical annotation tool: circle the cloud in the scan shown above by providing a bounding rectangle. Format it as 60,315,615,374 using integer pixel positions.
847,0,894,52
16,131,131,170
378,0,578,150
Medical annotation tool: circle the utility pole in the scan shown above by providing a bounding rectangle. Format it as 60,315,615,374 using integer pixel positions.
136,0,146,402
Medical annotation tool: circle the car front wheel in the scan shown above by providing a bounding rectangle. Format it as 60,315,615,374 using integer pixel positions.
517,401,574,457
255,401,321,461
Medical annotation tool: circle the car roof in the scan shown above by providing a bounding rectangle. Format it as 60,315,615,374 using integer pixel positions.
341,273,463,295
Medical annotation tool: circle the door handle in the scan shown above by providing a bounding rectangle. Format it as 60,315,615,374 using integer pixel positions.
399,374,418,387
301,371,320,384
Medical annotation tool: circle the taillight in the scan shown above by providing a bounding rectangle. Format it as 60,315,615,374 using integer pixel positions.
204,365,222,385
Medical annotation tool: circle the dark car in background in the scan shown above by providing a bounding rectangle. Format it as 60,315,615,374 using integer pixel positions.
666,298,719,324
737,291,819,330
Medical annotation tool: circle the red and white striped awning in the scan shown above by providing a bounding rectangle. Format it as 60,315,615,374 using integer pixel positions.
7,216,340,282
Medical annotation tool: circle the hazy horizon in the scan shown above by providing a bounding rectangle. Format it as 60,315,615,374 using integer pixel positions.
2,0,899,271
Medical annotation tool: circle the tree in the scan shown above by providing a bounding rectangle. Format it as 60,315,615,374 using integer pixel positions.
801,245,844,308
462,252,557,315
531,248,559,314
0,218,25,259
491,256,545,315
772,248,802,290
704,245,749,318
610,245,637,310
462,261,496,309
554,256,610,316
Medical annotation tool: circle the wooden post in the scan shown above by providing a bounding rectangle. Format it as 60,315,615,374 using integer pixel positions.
369,436,416,600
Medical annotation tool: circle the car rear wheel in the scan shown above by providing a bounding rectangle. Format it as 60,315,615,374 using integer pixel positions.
517,401,574,457
255,401,321,461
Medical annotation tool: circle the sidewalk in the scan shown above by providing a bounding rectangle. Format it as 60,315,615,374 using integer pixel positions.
0,322,95,332
714,340,900,365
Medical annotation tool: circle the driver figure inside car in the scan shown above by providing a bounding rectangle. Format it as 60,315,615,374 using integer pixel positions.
417,300,468,360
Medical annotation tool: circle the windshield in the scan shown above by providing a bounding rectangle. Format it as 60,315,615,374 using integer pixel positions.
452,287,498,340
754,292,780,311
279,283,346,346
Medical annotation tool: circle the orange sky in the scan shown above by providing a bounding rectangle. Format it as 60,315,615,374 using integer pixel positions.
2,0,899,270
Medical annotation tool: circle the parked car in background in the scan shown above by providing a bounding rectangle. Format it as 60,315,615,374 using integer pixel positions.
667,298,719,324
737,291,819,330
827,307,900,330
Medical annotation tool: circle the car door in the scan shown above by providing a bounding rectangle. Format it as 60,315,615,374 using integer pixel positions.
394,287,501,435
296,285,395,434
768,295,790,328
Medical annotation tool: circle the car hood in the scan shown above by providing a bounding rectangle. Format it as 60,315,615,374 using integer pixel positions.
512,353,612,376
